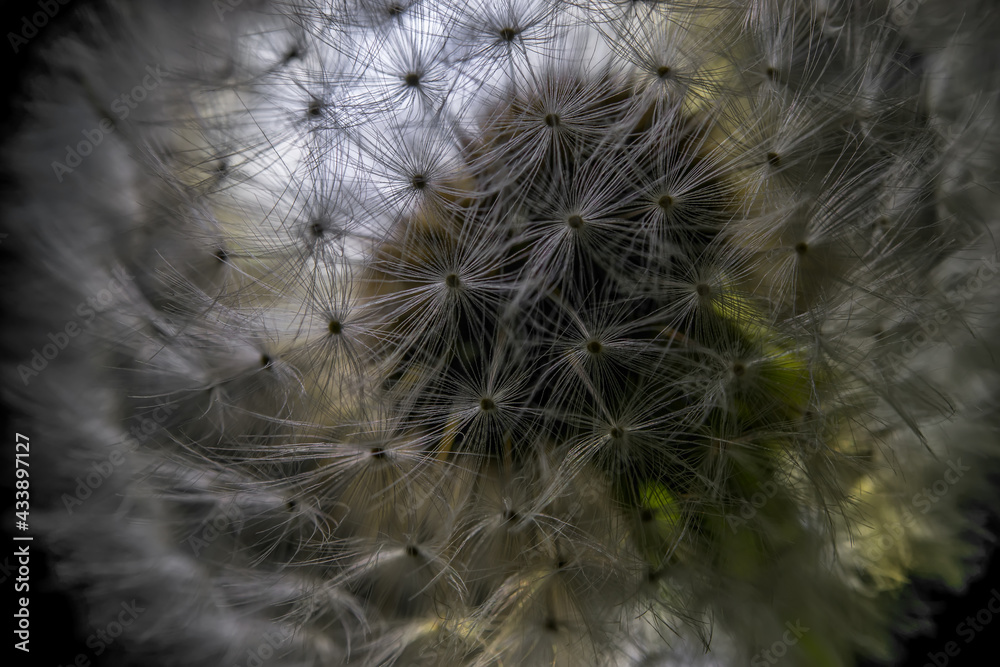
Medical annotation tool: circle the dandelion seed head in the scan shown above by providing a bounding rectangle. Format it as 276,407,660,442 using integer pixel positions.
6,1,1000,666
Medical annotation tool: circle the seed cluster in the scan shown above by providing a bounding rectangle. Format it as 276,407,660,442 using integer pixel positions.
6,1,1000,666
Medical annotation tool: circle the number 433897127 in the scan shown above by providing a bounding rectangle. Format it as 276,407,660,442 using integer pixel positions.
14,434,29,528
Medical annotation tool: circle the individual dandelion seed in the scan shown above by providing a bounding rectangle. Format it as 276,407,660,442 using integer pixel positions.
447,0,561,81
361,8,458,118
5,1,1000,667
